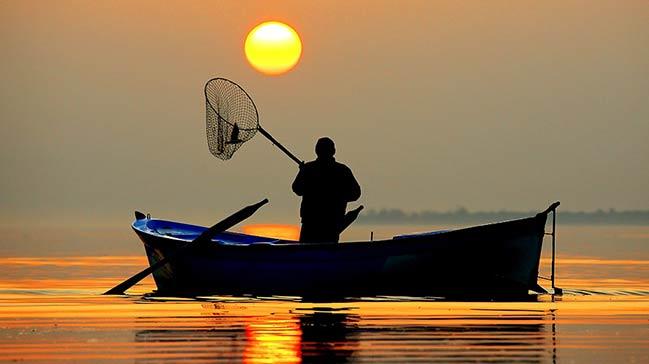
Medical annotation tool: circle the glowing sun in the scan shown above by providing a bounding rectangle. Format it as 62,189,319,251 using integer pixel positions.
244,21,302,76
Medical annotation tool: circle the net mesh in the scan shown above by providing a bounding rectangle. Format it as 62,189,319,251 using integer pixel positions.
205,78,259,160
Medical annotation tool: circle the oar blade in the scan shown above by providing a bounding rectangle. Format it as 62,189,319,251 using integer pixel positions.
103,264,159,296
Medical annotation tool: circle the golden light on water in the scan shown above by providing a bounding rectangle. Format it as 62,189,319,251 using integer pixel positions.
242,224,300,241
243,320,301,364
244,21,302,75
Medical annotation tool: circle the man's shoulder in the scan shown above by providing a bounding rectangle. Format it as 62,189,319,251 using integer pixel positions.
302,160,319,170
333,160,351,170
303,159,348,168
305,159,353,174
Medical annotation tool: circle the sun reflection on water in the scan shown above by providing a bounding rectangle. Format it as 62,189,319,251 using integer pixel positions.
243,319,302,364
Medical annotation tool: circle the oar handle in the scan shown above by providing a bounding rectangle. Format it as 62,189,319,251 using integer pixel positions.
258,126,303,166
339,205,364,234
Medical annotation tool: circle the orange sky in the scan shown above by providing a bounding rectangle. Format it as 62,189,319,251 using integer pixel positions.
0,0,648,226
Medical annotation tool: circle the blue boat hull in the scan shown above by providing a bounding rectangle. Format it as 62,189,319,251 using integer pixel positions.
132,208,552,298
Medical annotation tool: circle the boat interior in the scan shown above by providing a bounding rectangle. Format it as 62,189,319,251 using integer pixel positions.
136,218,288,245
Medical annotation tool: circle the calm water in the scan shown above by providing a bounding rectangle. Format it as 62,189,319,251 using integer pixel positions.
0,225,648,363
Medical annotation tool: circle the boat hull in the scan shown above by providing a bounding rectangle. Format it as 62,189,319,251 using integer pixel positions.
133,212,549,298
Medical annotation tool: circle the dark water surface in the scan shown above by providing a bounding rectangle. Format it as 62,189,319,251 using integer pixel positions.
0,225,648,363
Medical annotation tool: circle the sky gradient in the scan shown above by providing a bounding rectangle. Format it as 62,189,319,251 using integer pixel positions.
1,0,647,227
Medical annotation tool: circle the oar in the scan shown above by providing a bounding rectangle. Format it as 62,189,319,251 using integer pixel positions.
104,198,269,295
340,205,364,234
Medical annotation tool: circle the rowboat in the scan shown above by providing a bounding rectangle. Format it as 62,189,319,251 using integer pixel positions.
133,202,560,298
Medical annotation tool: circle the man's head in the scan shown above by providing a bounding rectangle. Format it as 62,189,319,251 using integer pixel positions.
315,137,335,158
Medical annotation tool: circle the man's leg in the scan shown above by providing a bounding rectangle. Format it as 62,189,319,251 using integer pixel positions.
300,222,340,243
299,223,317,243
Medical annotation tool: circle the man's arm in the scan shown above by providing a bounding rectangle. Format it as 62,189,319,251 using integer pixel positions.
345,167,361,202
292,167,305,196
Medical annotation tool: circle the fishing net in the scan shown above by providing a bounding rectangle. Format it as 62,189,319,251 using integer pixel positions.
204,78,259,160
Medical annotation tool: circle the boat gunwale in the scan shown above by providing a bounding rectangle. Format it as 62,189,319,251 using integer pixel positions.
132,212,549,250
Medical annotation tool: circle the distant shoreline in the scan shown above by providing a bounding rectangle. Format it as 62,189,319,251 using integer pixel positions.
356,208,649,225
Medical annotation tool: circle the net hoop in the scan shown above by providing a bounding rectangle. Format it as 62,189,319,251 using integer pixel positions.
204,78,260,160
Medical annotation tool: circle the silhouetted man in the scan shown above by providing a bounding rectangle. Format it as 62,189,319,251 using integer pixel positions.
292,137,361,243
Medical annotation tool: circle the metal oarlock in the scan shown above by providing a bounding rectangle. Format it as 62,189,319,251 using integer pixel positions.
538,202,562,295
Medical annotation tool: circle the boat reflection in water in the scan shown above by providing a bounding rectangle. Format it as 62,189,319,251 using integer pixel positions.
297,311,360,363
133,301,557,363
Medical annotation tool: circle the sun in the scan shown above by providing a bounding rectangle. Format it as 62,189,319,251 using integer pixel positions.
244,21,302,76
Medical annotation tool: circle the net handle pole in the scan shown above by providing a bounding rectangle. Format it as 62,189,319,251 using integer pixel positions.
258,126,303,166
